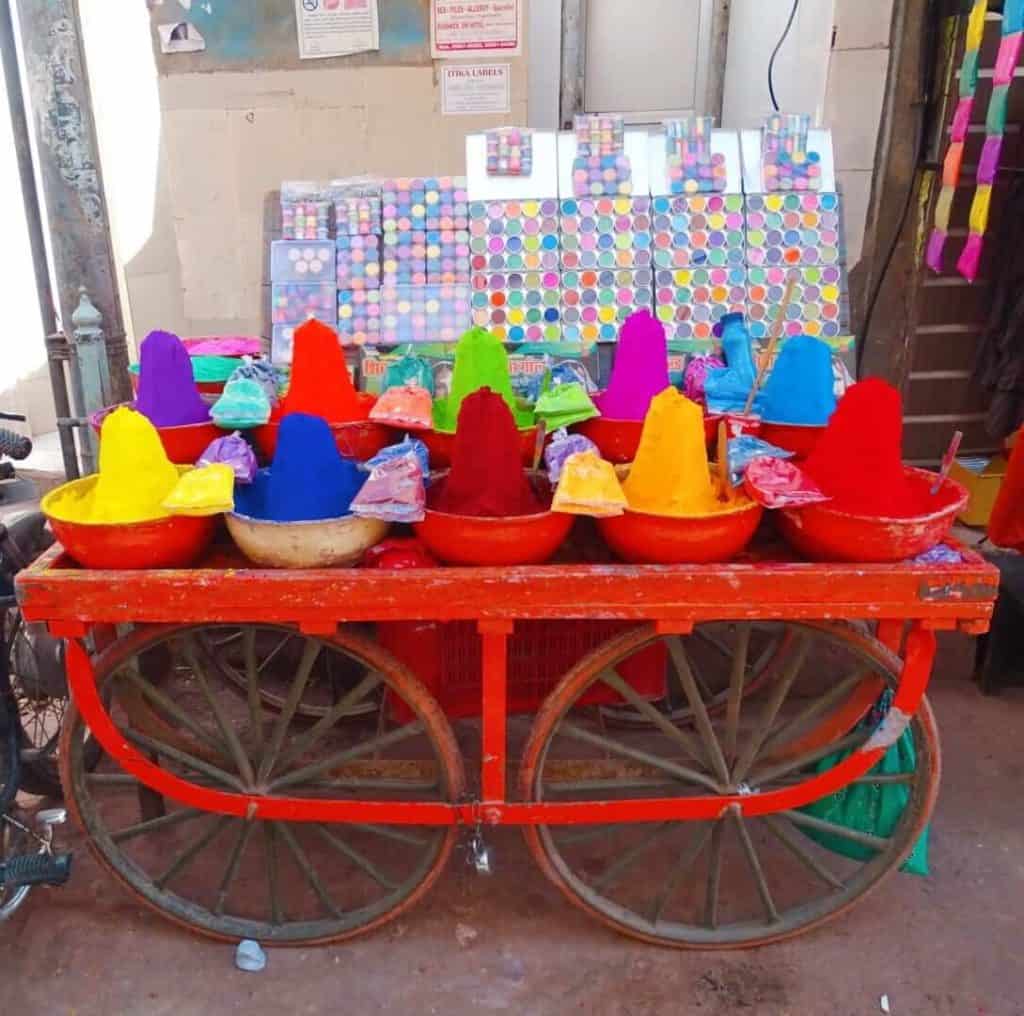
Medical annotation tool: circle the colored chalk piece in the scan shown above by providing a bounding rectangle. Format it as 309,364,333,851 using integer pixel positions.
336,234,382,291
470,270,563,343
281,199,332,241
651,193,746,271
664,117,727,194
487,128,534,177
761,113,821,192
271,283,338,326
337,289,383,347
654,265,748,341
380,285,471,345
746,265,846,340
744,193,843,269
270,240,337,284
572,114,633,197
559,196,653,271
560,268,654,345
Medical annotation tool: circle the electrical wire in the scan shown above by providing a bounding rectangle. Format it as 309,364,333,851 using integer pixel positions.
768,0,801,112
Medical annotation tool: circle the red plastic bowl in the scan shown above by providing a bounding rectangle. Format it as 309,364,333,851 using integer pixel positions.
42,477,216,570
421,426,541,470
597,502,764,564
254,420,391,463
130,374,225,397
775,468,969,563
575,413,725,465
414,507,573,566
759,421,827,460
90,406,222,466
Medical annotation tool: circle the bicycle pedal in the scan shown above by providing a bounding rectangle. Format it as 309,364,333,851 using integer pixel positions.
0,851,72,889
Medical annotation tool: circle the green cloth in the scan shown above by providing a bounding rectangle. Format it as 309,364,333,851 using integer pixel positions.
130,355,242,385
433,327,534,433
534,383,599,429
799,726,929,876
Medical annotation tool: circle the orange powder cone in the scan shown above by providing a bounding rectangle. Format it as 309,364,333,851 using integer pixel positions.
278,319,367,422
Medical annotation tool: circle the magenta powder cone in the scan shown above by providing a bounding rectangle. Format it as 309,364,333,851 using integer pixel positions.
594,311,671,421
135,330,212,428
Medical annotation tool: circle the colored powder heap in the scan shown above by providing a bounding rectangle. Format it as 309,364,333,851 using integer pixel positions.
757,335,837,425
235,413,365,523
594,310,670,421
278,320,368,423
370,384,433,430
534,383,598,429
82,407,180,524
622,389,726,517
433,327,532,433
802,378,931,517
553,451,628,518
134,330,212,428
704,314,758,414
431,388,543,518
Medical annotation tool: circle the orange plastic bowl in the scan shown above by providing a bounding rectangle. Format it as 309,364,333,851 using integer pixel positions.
575,413,724,465
90,406,222,466
42,476,216,570
759,421,827,460
253,395,391,463
421,426,541,470
597,502,764,564
775,468,969,563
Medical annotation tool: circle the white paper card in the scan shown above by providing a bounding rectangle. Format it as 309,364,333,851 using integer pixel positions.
295,0,379,60
441,63,511,116
431,0,522,58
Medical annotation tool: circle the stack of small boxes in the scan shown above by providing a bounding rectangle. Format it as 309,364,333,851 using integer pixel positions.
380,177,471,343
271,183,338,364
335,184,383,347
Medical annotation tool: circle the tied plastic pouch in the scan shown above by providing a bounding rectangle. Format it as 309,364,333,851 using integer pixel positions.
211,378,271,430
683,354,726,406
370,384,433,431
366,436,430,481
544,431,598,485
743,456,830,509
728,435,794,487
162,464,235,517
350,454,426,524
198,433,258,484
553,451,628,518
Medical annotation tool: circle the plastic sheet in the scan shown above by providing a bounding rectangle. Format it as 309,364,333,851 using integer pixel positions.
370,384,433,431
545,430,598,485
350,453,426,524
384,351,435,395
183,337,263,357
162,464,235,517
743,456,830,509
366,435,431,481
682,354,726,405
728,435,794,487
211,379,272,430
198,433,258,484
553,451,628,518
534,383,599,429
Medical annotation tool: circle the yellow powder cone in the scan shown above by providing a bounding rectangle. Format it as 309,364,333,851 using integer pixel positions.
86,407,181,523
553,451,628,518
622,388,722,517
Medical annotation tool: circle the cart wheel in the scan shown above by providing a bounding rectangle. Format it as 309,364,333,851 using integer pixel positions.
521,621,939,949
59,624,464,946
599,622,790,729
196,624,380,720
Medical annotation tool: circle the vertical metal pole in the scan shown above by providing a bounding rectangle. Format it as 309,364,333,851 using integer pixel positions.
15,0,131,403
479,620,513,807
559,0,586,129
69,287,106,472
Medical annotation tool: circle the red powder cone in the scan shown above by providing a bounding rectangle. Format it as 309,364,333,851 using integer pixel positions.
431,388,543,518
279,319,368,422
802,378,929,517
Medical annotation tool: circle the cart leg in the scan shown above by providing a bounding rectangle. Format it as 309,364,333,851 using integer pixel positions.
480,621,513,809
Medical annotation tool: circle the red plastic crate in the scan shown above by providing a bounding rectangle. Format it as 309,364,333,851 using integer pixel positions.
379,620,666,721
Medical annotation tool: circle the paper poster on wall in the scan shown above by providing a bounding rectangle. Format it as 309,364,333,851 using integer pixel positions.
441,64,511,115
431,0,521,58
295,0,380,60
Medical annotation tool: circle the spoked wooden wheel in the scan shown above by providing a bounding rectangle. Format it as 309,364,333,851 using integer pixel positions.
197,624,380,720
599,622,788,729
521,621,939,949
60,624,464,945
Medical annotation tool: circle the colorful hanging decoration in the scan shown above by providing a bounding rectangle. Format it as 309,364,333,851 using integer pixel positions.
957,0,1024,281
926,0,989,274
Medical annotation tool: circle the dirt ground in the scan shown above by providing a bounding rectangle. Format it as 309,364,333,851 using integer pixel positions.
0,629,1021,1016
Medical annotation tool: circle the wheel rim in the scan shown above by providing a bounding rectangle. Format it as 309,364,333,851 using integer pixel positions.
60,624,464,945
8,612,65,763
521,621,939,948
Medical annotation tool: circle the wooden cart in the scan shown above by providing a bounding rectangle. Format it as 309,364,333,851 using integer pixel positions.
16,538,998,949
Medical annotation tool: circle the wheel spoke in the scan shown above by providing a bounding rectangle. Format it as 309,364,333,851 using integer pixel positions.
664,638,731,785
257,640,323,783
214,820,256,916
732,810,779,924
781,809,890,852
723,623,751,763
732,635,811,784
263,822,284,926
258,634,293,675
155,815,233,889
747,729,867,789
648,822,712,924
86,773,142,787
763,814,844,890
759,669,869,756
274,822,344,919
111,807,204,844
704,819,724,929
312,824,399,890
553,824,621,846
268,722,426,793
544,778,685,794
123,728,248,793
243,629,264,756
553,720,723,794
597,667,707,765
591,822,673,891
352,823,429,848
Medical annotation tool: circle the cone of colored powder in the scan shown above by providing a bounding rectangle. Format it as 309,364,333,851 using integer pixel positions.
235,413,365,523
431,388,543,518
433,327,532,433
704,314,757,414
594,311,670,421
278,319,368,423
757,335,837,425
553,451,628,517
802,378,928,517
134,330,212,428
622,389,723,517
87,407,181,523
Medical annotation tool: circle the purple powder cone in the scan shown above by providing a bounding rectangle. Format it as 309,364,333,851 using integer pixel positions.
594,311,671,421
135,330,211,428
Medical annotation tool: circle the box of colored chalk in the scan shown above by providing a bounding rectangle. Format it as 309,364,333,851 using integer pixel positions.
424,177,469,231
746,265,845,341
281,181,332,241
559,197,653,271
336,234,381,290
426,229,470,284
270,240,337,284
271,324,298,365
468,198,561,275
337,289,382,346
470,270,562,343
270,283,338,326
651,194,746,271
655,265,747,341
486,128,534,177
380,285,471,344
382,230,427,287
744,192,842,269
560,268,654,345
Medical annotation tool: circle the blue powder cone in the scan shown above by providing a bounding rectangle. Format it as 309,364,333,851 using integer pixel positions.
704,313,757,414
757,335,837,425
253,413,365,522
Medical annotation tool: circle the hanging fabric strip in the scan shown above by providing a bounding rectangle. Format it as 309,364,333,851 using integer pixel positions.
926,0,989,274
958,4,1024,282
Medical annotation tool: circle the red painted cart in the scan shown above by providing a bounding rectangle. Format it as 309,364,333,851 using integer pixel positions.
16,535,997,949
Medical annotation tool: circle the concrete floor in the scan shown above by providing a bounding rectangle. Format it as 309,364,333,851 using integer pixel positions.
1,633,1022,1016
